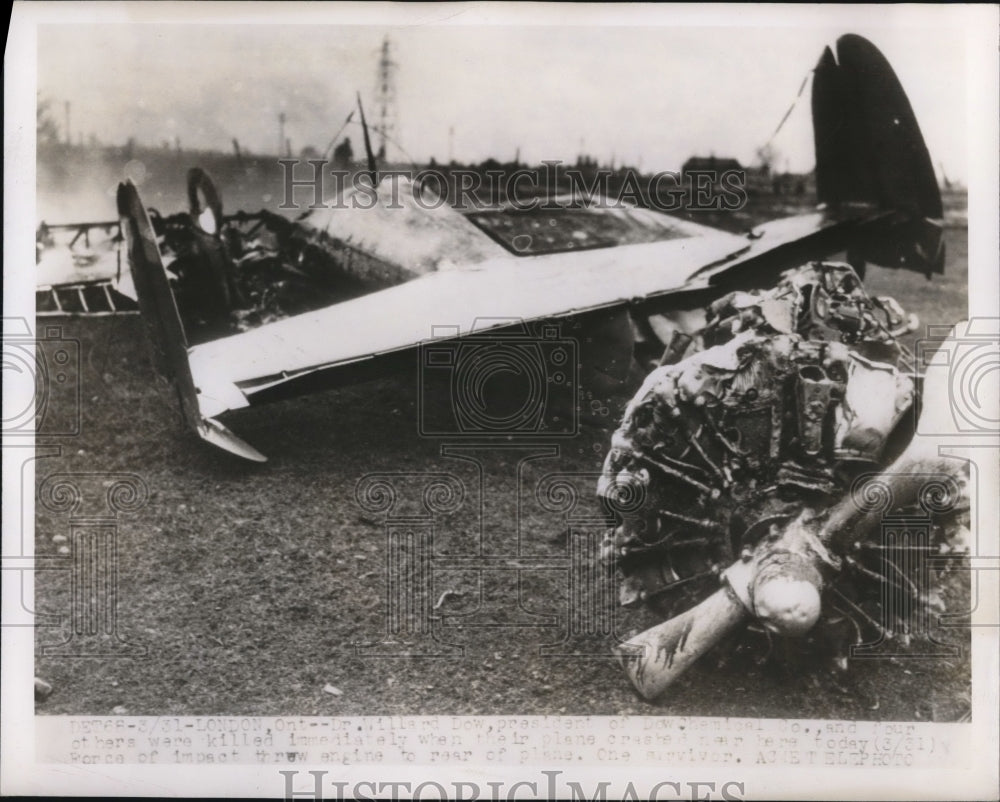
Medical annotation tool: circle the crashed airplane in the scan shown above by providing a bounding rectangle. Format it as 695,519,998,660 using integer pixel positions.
36,34,946,465
34,32,977,699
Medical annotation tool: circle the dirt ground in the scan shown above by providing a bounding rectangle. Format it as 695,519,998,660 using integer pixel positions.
32,218,970,720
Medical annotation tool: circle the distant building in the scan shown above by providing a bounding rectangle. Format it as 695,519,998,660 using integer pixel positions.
770,170,816,197
681,155,742,178
681,156,744,193
333,137,354,169
739,162,817,197
744,164,772,193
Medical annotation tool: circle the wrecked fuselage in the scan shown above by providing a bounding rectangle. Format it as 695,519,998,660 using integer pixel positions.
158,174,494,341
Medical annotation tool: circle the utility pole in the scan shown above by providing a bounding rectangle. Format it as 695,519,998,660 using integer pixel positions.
448,126,454,164
64,101,71,146
278,112,286,157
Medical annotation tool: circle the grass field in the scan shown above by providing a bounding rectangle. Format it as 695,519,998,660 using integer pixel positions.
32,186,970,719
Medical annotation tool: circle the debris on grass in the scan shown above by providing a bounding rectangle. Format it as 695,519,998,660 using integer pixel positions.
322,684,343,696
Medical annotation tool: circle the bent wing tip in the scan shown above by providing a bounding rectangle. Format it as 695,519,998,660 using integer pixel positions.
197,418,268,462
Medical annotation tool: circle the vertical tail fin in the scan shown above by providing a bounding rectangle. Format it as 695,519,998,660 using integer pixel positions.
117,180,200,422
812,34,945,275
116,180,266,461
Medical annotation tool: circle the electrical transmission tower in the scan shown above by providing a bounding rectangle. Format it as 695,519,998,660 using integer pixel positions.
374,35,399,162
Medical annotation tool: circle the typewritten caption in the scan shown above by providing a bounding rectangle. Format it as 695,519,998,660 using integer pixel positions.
37,716,962,768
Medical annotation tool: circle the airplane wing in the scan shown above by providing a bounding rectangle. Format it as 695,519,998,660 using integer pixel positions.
186,207,857,411
187,213,752,414
118,177,754,452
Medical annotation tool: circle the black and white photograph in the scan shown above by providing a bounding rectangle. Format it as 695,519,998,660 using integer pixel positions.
4,2,998,799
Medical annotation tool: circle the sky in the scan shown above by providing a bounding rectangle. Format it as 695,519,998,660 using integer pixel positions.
36,7,972,182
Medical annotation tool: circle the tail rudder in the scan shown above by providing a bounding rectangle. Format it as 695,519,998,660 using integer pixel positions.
117,180,200,420
116,180,266,461
812,34,945,275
